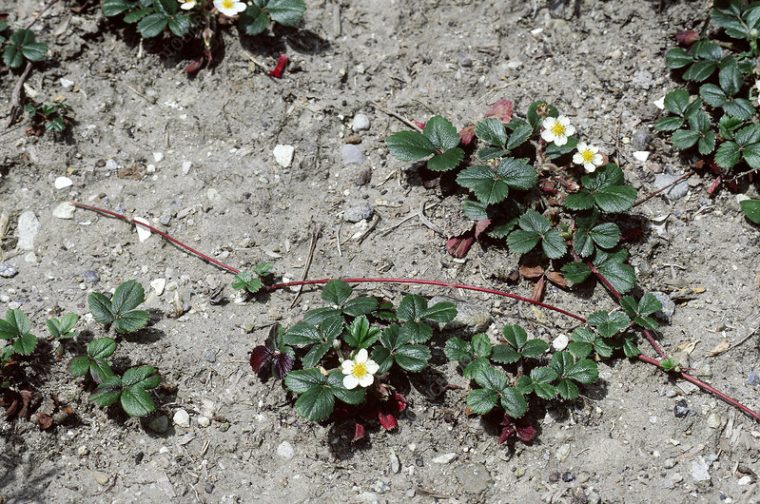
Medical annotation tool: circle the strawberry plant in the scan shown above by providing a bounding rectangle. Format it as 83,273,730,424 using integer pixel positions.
88,280,150,334
659,0,760,223
0,309,37,363
386,100,638,298
46,313,79,341
101,0,306,74
24,99,74,137
1,25,48,69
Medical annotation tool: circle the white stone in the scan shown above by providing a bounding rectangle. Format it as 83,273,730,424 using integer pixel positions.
54,176,73,189
653,97,665,110
181,161,192,175
691,456,711,482
146,164,156,174
52,202,76,220
633,151,650,162
737,475,753,486
273,144,295,168
59,78,74,90
106,159,118,171
153,152,164,162
133,217,152,242
173,409,190,428
432,453,458,464
276,441,295,460
197,415,210,428
552,334,569,351
352,114,371,132
150,278,166,296
17,211,41,250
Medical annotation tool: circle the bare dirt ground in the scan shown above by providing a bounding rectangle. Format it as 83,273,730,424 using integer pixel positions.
1,0,759,503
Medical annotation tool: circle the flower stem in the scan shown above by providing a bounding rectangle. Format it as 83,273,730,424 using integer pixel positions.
72,201,760,423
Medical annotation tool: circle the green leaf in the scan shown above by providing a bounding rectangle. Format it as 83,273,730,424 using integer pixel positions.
744,143,760,169
475,118,507,147
541,228,567,259
241,5,270,35
671,129,701,150
344,316,379,349
714,141,741,169
699,83,726,107
397,295,428,322
124,7,151,23
102,0,134,17
321,280,352,306
567,341,593,360
521,339,549,359
665,48,693,69
529,366,559,399
155,0,179,15
457,166,509,205
588,311,631,338
589,223,620,249
112,280,146,315
472,364,508,391
70,356,91,377
527,100,558,130
13,333,36,355
719,58,742,96
113,310,149,334
394,344,430,372
399,321,432,344
137,13,169,38
490,344,521,364
507,230,540,254
623,337,641,358
444,337,472,362
422,301,457,323
168,13,191,35
121,386,156,417
2,30,47,68
467,388,499,414
698,130,716,155
735,124,760,146
462,200,489,221
557,379,580,400
471,333,492,358
87,338,117,359
326,372,366,405
654,116,685,132
740,199,760,224
427,147,465,172
371,347,393,374
692,39,722,60
122,365,160,389
284,368,326,393
683,60,718,82
723,99,755,120
500,388,528,418
232,271,263,294
565,359,598,384
565,191,595,210
506,119,533,150
477,146,508,161
502,324,527,349
424,116,460,150
386,131,436,161
301,342,332,368
91,388,121,407
294,384,335,422
594,186,637,213
498,157,538,190
91,358,116,383
593,249,636,294
561,262,591,286
638,293,662,316
343,296,378,317
379,324,410,349
664,89,690,114
266,0,306,26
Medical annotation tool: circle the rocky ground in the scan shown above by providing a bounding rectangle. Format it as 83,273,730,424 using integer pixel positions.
1,0,759,503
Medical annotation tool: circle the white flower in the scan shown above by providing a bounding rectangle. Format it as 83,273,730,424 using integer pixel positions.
755,80,760,106
179,0,196,10
541,115,576,146
572,142,604,173
341,349,379,390
214,0,247,17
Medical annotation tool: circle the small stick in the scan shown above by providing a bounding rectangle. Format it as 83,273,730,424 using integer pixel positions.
335,224,342,257
290,225,321,308
7,62,33,127
633,171,692,208
371,101,422,132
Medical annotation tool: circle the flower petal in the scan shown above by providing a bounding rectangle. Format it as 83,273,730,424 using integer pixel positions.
565,124,576,136
358,373,374,388
553,135,568,146
343,375,359,389
355,348,368,363
542,117,556,129
341,360,354,374
541,130,555,143
572,152,584,165
365,359,380,375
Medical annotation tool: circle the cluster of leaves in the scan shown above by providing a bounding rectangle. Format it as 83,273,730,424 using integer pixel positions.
102,0,305,66
0,310,37,363
232,262,272,295
1,24,48,69
70,337,161,417
24,99,74,136
251,280,456,424
88,280,150,334
660,1,760,223
385,101,639,295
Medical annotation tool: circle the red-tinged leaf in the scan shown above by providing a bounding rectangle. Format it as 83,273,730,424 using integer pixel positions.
539,179,558,195
352,421,366,442
268,54,289,78
378,410,398,431
273,352,295,379
707,176,721,195
531,276,546,302
498,417,516,444
37,412,54,430
250,345,273,373
546,271,567,288
446,233,475,258
519,264,545,279
706,159,722,176
675,30,699,47
474,218,491,240
390,392,407,413
184,58,204,74
460,125,476,146
413,120,426,130
559,177,580,192
484,99,514,123
516,423,537,443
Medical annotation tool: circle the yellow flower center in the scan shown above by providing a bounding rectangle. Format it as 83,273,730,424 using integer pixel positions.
581,150,595,163
352,362,368,378
550,122,566,137
222,0,234,8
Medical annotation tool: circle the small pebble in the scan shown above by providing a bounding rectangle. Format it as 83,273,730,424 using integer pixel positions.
341,144,365,165
432,453,458,464
654,173,688,201
82,270,99,284
706,412,721,429
54,176,73,189
276,441,295,460
343,202,374,223
150,278,166,296
133,217,152,242
181,161,193,175
0,263,18,278
59,78,74,90
562,472,575,482
674,399,690,418
197,415,211,428
203,349,217,363
52,202,76,220
552,334,569,351
173,409,190,428
389,450,400,474
273,145,295,168
555,444,571,462
631,129,652,150
153,152,164,163
748,370,760,386
650,291,676,323
352,113,371,132
663,458,677,469
148,414,170,434
633,151,650,163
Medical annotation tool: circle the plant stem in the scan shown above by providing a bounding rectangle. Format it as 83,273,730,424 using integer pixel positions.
633,170,692,208
72,201,760,423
